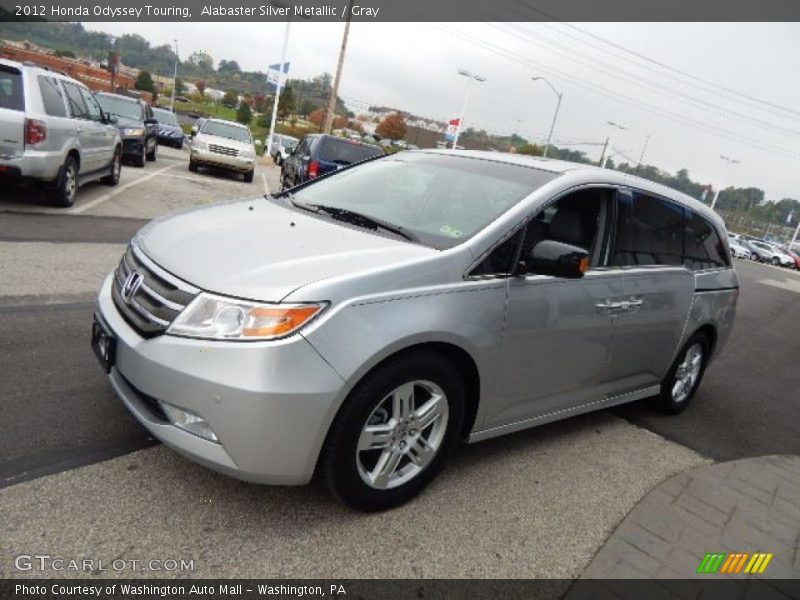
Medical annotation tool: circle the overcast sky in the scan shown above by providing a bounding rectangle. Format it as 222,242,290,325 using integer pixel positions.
88,21,800,201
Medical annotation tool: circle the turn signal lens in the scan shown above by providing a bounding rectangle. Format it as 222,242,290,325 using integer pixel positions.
243,306,322,337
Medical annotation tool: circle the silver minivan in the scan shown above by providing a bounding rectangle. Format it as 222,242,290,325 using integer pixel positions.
92,151,737,510
0,58,122,207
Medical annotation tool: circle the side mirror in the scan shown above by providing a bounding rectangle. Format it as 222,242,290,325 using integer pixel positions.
518,239,590,279
106,115,118,125
190,126,197,137
145,118,158,125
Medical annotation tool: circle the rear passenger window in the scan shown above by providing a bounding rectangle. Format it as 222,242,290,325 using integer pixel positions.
38,76,67,117
0,65,24,111
611,192,684,266
79,87,103,121
62,82,88,119
684,211,729,270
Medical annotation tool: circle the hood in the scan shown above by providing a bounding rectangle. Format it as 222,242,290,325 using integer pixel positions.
196,133,253,151
158,123,183,135
115,115,144,129
135,198,438,301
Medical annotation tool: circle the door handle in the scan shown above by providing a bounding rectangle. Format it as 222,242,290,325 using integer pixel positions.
596,301,622,312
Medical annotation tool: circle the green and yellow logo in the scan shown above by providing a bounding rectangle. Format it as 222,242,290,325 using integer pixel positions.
696,552,773,574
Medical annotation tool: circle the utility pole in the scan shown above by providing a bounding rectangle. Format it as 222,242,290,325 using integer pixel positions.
323,0,352,134
170,39,179,111
635,134,650,174
710,154,740,210
598,137,609,167
790,220,800,248
531,77,562,158
601,121,628,168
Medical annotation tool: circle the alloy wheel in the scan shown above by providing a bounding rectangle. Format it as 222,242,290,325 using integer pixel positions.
672,343,703,404
356,380,449,490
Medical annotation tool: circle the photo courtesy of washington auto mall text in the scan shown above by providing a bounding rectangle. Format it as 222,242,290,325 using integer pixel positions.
1,0,800,598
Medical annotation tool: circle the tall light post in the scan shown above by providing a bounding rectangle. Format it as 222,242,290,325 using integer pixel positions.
266,19,291,160
170,39,178,111
710,154,741,210
452,69,486,150
531,76,562,158
600,120,628,168
635,134,651,174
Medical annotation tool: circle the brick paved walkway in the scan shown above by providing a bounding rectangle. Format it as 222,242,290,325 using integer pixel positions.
582,455,800,580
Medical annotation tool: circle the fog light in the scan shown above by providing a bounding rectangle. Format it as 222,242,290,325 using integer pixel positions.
159,402,219,443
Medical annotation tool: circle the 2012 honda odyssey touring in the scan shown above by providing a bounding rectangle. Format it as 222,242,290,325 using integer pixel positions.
92,151,737,511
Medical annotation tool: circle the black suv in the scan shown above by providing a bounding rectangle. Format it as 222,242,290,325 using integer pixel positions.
94,92,159,167
280,134,382,189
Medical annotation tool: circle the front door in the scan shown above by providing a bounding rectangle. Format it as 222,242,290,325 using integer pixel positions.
485,187,623,430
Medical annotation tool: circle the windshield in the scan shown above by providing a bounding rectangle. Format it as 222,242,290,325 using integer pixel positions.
319,138,383,164
153,108,178,126
285,153,558,249
95,94,143,121
201,120,252,143
284,137,298,149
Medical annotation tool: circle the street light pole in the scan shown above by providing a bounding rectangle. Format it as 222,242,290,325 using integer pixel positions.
452,69,486,150
601,120,628,168
170,39,178,111
531,76,562,158
710,154,741,210
266,19,291,161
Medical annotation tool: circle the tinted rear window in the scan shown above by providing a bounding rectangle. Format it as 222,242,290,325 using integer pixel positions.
38,76,67,117
318,138,382,164
0,65,24,111
684,211,729,270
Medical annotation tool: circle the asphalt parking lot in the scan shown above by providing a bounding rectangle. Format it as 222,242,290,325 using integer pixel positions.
0,148,798,578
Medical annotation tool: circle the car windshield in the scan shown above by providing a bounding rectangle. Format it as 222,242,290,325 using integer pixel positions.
284,138,298,149
95,94,143,121
201,120,251,143
285,153,558,249
319,138,383,164
153,109,178,126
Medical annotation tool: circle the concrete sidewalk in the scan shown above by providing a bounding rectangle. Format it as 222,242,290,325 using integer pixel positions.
582,455,800,583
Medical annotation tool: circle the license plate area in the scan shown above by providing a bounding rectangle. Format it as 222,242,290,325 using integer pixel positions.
91,313,116,373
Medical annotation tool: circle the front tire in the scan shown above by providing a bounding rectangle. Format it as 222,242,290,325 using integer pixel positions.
651,332,710,415
188,158,198,172
243,169,254,183
146,138,157,162
322,351,465,511
134,144,146,168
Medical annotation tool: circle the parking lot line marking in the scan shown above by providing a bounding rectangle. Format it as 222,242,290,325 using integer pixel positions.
262,172,270,196
68,163,182,215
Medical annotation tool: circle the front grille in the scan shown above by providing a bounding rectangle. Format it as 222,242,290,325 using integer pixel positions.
209,144,238,157
112,245,197,338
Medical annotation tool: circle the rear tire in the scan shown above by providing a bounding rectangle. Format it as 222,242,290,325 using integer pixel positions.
101,148,122,186
322,350,465,511
52,155,79,207
651,332,710,415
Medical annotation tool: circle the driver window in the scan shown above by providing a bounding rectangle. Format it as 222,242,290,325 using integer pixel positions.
520,188,611,271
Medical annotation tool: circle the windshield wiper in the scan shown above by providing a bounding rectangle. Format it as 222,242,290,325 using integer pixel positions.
309,204,419,243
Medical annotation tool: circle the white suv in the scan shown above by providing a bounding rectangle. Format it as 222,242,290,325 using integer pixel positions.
189,118,256,182
0,58,122,207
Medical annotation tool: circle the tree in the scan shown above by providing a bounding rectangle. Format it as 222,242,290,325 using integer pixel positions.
299,99,316,117
277,84,295,121
54,49,76,58
174,78,186,95
134,70,156,96
253,94,268,113
218,59,241,73
195,80,206,97
236,101,252,125
376,113,407,140
308,108,326,127
515,143,544,156
222,90,238,108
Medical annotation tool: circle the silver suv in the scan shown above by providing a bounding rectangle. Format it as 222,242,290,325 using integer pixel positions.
93,151,738,510
0,58,122,207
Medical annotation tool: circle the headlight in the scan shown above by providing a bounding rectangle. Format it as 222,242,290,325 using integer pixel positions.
167,293,326,341
122,128,144,137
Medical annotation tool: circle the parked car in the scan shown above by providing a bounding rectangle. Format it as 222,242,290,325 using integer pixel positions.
280,134,383,189
783,246,800,269
0,58,122,207
152,107,185,149
93,150,737,510
728,238,753,260
94,92,158,167
189,118,256,182
268,133,298,165
749,240,795,267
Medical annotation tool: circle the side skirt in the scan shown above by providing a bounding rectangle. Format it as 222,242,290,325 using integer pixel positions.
467,385,661,444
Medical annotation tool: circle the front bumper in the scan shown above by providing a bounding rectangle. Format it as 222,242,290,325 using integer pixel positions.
191,146,254,173
96,273,347,485
121,137,146,157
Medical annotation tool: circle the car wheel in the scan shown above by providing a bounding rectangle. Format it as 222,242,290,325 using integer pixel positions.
134,144,146,168
177,140,183,150
52,155,79,207
243,169,254,183
188,158,198,172
101,147,122,186
772,257,780,266
146,138,157,162
651,332,710,415
322,350,465,511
